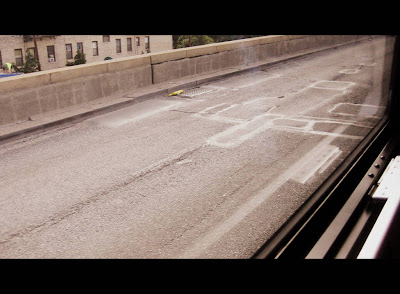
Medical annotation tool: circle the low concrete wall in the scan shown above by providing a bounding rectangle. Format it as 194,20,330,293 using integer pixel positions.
0,56,152,125
150,35,366,83
0,35,366,125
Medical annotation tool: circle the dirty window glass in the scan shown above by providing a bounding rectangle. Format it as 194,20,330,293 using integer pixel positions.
163,36,396,258
0,35,396,259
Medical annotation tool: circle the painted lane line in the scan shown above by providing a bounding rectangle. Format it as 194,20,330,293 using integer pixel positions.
329,102,386,118
206,114,282,148
291,145,341,184
179,128,345,258
89,100,183,127
310,80,356,91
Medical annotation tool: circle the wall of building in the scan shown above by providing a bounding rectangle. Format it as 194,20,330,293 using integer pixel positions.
0,35,173,71
0,35,24,69
0,35,368,126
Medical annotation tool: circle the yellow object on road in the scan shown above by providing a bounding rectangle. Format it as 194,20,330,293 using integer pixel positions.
169,90,184,96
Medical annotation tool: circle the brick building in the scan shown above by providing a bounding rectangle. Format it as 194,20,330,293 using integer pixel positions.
0,35,173,72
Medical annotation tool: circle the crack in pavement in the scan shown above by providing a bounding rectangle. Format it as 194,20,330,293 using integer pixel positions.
0,144,206,247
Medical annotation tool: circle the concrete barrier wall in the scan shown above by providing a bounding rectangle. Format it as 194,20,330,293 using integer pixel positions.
150,35,366,83
0,35,366,125
0,56,152,125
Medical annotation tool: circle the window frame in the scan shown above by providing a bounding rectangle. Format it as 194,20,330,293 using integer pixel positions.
14,48,23,66
47,45,56,62
127,38,132,52
77,42,83,54
27,47,35,57
66,43,73,60
116,38,121,53
92,41,99,56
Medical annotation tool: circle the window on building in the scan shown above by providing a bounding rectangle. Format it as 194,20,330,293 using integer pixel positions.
66,44,73,59
0,50,2,69
103,35,110,42
47,45,56,62
14,49,23,66
27,48,35,57
135,37,140,46
116,39,121,53
92,41,99,56
127,38,132,52
77,42,83,54
145,36,150,50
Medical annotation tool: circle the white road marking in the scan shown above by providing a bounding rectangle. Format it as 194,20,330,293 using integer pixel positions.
175,66,382,257
242,97,278,105
310,80,356,91
329,102,385,118
213,104,240,115
339,63,376,74
90,100,183,127
232,74,281,89
206,114,281,148
179,126,345,258
198,103,230,115
339,68,360,74
291,145,341,184
360,62,377,67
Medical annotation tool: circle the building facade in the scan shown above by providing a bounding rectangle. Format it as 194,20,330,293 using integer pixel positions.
0,35,173,72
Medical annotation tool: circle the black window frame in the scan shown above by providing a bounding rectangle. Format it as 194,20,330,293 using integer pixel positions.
77,42,83,54
92,41,99,56
47,45,56,62
66,43,73,60
116,38,121,53
14,48,23,66
127,38,132,52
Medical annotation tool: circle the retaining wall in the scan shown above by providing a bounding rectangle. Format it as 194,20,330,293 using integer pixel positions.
0,35,367,125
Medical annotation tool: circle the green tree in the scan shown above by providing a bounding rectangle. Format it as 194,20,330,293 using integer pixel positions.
19,50,40,73
73,50,86,65
209,35,263,42
173,35,264,49
176,35,215,48
66,50,87,66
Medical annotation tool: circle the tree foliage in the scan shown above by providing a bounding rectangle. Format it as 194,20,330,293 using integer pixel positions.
18,50,40,73
173,35,263,49
175,35,214,48
74,50,86,65
66,50,87,66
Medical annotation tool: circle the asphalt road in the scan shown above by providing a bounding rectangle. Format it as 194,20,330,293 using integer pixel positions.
0,36,394,258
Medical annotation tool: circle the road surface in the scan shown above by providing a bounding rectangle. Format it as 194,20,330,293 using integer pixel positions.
0,36,394,258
